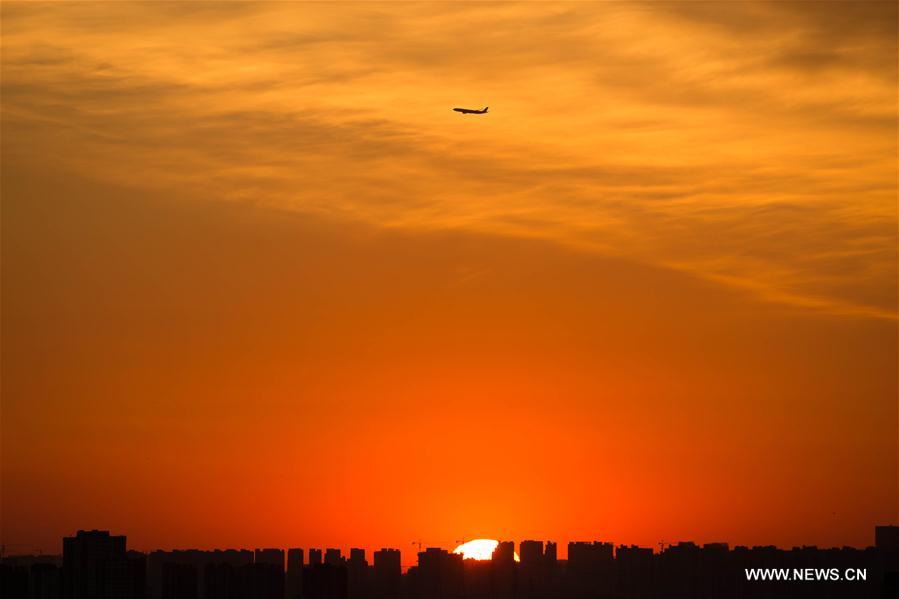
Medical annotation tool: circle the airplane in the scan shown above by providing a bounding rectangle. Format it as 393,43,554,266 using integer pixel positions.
453,106,488,114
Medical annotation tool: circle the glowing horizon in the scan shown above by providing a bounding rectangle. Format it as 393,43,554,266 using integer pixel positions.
1,1,895,555
452,539,521,562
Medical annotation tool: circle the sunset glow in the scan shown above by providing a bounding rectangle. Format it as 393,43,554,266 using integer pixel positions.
1,1,896,557
453,539,519,562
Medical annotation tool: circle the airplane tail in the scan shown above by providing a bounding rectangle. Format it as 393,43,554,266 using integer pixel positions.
483,107,489,113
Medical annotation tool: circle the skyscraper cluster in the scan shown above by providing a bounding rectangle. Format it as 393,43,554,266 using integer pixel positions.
1,528,897,599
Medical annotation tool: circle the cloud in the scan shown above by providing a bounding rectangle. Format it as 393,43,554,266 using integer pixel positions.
1,0,895,320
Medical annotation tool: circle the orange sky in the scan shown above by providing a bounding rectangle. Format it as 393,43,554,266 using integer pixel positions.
1,1,896,558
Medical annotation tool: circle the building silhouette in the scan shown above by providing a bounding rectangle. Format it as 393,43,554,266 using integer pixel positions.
2,527,898,599
876,525,899,550
371,549,400,599
567,541,614,597
518,541,544,599
161,563,196,599
413,548,462,599
286,549,304,599
62,530,139,599
346,550,367,598
238,563,282,599
253,551,284,570
202,562,236,599
302,563,346,599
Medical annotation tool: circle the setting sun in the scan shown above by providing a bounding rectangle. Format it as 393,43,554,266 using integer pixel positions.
453,539,520,562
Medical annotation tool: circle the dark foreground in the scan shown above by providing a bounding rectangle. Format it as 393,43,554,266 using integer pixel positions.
2,527,898,599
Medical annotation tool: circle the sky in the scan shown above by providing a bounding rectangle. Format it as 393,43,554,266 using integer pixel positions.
1,1,896,558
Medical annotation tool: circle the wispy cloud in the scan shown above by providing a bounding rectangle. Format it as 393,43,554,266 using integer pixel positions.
2,0,895,319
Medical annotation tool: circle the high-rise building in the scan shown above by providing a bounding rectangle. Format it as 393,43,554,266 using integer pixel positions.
254,549,284,571
492,541,516,597
492,542,515,565
567,541,614,596
161,563,197,599
519,541,545,598
286,549,304,599
287,549,304,571
348,549,366,566
544,542,557,565
347,549,367,597
63,530,132,599
876,526,899,550
416,549,462,599
324,549,343,567
203,562,236,599
31,563,62,599
519,541,543,569
1,564,30,598
568,541,613,572
309,549,323,567
302,562,347,599
372,549,401,598
238,563,283,599
125,553,147,599
616,545,653,599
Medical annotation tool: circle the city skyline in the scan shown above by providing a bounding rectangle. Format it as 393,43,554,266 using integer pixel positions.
2,528,897,598
7,528,899,569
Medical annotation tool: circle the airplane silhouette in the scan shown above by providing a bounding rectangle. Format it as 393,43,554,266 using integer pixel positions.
453,106,488,114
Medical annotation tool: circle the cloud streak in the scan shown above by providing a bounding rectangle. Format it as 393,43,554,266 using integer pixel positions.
2,0,896,319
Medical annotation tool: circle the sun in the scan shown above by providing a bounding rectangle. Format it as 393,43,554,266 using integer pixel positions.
452,539,520,561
